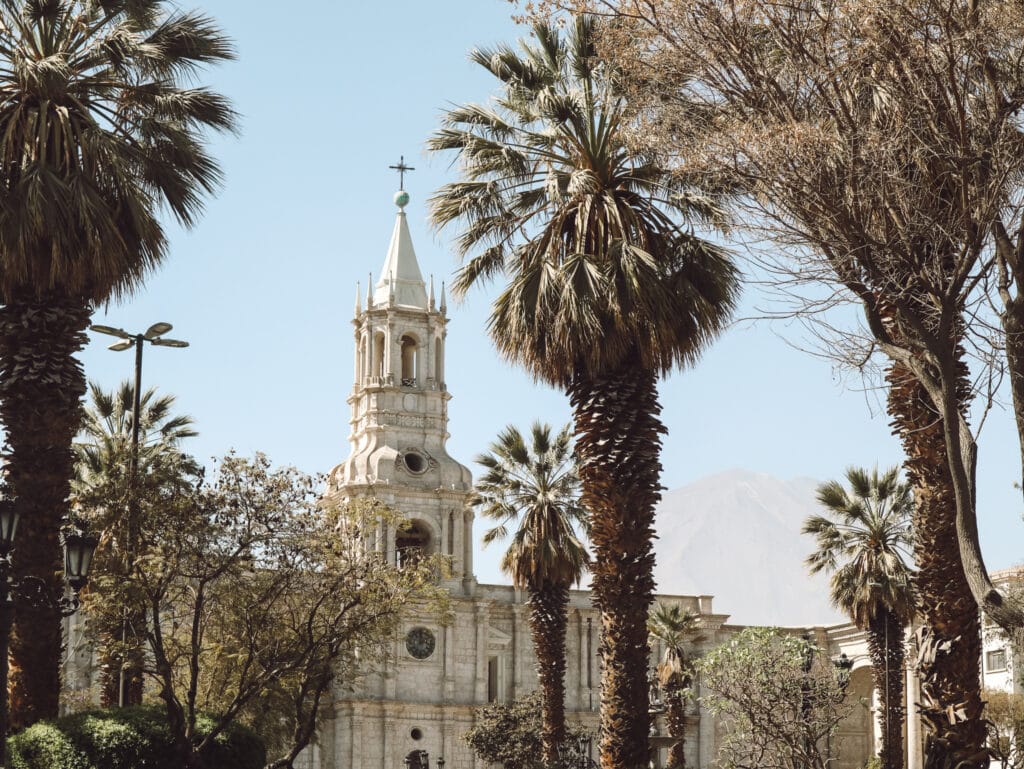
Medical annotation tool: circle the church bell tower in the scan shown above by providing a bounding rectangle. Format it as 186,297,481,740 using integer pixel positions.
328,185,475,585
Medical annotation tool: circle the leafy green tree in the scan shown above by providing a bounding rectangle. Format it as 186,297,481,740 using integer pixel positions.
82,453,446,769
985,690,1024,769
697,628,851,769
474,421,589,763
74,380,200,706
803,467,915,769
429,16,738,767
566,2,1024,764
0,0,235,726
464,692,592,769
648,604,701,769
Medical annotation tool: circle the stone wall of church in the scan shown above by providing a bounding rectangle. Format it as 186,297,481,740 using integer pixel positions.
328,585,738,769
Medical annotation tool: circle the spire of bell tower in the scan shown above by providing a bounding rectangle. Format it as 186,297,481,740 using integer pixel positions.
373,189,428,308
331,167,475,587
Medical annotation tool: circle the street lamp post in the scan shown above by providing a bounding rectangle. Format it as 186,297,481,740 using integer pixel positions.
557,733,599,769
827,653,855,765
0,498,97,768
402,750,444,769
89,322,188,707
90,323,189,488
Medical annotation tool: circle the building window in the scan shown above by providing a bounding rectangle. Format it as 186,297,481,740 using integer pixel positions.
488,657,499,702
986,648,1008,672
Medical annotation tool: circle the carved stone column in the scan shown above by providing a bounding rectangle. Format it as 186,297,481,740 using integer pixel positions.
475,603,490,702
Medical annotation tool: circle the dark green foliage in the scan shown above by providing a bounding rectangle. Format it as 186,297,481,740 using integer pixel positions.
464,692,590,769
6,705,265,769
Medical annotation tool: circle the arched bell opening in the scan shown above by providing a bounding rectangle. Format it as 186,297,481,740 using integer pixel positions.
396,519,432,569
434,337,444,388
372,331,386,379
401,334,419,387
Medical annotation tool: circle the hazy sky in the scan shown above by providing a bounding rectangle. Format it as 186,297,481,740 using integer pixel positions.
79,0,1022,588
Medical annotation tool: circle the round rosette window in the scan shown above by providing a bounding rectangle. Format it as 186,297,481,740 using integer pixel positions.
403,451,428,474
405,626,436,660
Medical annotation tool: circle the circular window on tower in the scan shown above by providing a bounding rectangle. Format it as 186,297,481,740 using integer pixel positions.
403,451,427,474
406,627,436,660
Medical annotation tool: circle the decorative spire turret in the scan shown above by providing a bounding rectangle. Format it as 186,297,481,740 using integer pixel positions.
373,184,428,308
440,281,447,313
332,159,474,582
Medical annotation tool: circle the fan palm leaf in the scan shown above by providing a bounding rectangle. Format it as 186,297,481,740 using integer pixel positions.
648,604,702,769
430,16,738,768
73,378,199,706
474,421,588,764
803,465,915,769
0,0,233,725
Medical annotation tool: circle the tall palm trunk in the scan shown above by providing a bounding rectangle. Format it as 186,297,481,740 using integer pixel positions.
0,292,90,726
887,363,985,769
529,579,571,764
867,607,906,769
569,356,663,769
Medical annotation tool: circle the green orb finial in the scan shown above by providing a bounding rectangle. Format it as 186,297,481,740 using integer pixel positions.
394,190,410,209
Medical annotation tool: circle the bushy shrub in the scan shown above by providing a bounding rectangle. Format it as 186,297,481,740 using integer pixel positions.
7,705,265,769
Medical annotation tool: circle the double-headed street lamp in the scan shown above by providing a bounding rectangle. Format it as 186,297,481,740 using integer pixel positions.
0,499,97,768
90,323,189,486
90,322,188,707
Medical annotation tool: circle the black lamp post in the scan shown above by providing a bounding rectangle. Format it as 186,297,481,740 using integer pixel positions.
0,498,97,768
557,733,598,769
834,653,854,691
402,750,444,769
826,652,856,764
90,322,189,491
90,322,188,707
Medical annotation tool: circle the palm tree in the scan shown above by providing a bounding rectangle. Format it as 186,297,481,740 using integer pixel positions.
0,0,234,725
76,380,199,488
886,365,986,767
473,421,589,765
429,16,739,768
74,380,200,706
648,604,702,769
803,466,916,769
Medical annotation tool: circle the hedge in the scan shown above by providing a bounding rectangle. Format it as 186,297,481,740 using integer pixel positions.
7,705,266,769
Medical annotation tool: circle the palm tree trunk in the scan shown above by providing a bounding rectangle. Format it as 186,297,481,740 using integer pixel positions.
867,608,906,769
569,356,663,769
529,579,570,764
664,685,687,769
0,292,90,726
887,363,985,769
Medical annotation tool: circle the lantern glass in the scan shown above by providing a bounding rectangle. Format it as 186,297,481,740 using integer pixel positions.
0,501,19,554
61,530,99,590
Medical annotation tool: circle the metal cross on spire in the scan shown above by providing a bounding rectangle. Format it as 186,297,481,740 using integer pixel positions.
389,155,415,189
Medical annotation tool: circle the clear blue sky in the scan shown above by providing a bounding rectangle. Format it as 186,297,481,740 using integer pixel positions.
79,0,1022,587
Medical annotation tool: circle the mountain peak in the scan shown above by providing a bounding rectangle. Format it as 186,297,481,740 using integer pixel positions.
653,470,845,627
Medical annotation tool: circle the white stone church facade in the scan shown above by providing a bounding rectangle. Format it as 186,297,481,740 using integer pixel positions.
305,190,908,769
